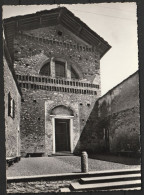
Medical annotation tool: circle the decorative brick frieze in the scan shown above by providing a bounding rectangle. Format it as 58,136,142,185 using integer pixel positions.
18,33,97,53
18,82,97,96
16,74,99,89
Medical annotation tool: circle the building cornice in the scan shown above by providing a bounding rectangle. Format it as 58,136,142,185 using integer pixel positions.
3,7,111,60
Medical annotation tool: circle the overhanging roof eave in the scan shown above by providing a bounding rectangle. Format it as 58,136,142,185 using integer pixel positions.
3,7,111,59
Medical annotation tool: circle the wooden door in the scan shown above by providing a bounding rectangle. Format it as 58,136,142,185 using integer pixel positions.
55,119,70,152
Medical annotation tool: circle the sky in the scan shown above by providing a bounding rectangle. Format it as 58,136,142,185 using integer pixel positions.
2,3,138,95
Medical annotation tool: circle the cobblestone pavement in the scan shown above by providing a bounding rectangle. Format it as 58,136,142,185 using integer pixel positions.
7,156,140,177
7,179,76,193
7,156,140,193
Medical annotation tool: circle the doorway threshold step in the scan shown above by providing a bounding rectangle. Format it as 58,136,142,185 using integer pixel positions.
52,152,74,156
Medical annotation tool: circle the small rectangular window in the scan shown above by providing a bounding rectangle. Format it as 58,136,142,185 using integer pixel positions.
8,93,11,116
12,100,15,118
55,61,65,78
8,93,15,119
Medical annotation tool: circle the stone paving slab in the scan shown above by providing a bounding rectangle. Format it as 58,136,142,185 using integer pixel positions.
7,156,140,177
70,180,141,191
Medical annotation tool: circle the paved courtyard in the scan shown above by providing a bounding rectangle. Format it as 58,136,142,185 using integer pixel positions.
7,155,140,177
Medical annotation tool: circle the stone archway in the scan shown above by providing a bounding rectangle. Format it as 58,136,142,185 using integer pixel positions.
50,105,74,154
50,105,74,116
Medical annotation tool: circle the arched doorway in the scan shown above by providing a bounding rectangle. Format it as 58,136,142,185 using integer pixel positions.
50,105,74,153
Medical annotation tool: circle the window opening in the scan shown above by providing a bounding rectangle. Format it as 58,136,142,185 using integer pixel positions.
8,93,15,118
57,31,63,36
71,67,79,79
39,62,50,76
55,61,65,78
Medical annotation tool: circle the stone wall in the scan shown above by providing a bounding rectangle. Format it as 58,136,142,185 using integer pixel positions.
20,87,97,156
4,57,21,157
14,24,101,86
13,24,102,156
77,72,140,155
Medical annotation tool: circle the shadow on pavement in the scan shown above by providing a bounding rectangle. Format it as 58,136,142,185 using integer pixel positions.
88,154,140,165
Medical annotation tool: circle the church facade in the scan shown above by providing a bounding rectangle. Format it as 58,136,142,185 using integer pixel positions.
4,7,111,156
4,7,140,159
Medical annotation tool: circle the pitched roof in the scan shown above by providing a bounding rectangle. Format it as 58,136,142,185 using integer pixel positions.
3,7,111,60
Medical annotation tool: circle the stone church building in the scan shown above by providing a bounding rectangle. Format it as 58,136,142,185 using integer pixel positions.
3,7,140,158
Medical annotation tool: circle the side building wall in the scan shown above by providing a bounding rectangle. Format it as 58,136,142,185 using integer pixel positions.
4,57,21,158
77,71,140,155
